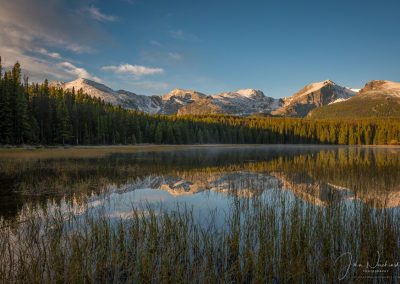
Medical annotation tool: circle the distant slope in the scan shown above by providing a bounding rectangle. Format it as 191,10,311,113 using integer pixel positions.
52,78,121,105
52,78,280,116
213,89,280,115
51,78,164,112
308,80,400,119
272,80,356,117
177,89,280,116
161,89,210,114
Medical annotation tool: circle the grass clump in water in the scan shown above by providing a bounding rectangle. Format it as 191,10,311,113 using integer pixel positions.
1,193,399,283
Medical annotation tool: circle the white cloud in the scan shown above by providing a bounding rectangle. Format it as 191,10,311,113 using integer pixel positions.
169,30,200,42
102,64,164,77
0,0,105,82
60,62,103,83
36,48,61,59
84,6,118,22
0,1,98,54
0,46,67,81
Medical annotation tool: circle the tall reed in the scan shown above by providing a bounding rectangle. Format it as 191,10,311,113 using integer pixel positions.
1,192,399,283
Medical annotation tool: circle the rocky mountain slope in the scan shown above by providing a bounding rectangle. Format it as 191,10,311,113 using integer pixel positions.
51,78,164,113
177,89,280,115
52,78,280,116
271,80,356,117
52,78,366,117
308,80,400,119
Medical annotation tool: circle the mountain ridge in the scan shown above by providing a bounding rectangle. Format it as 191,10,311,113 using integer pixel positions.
51,78,374,117
52,78,282,116
271,80,356,117
308,80,400,119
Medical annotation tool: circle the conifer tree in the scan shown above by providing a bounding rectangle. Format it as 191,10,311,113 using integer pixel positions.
12,63,31,143
56,98,72,144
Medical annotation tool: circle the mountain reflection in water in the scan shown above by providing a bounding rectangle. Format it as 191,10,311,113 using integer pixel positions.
1,145,400,221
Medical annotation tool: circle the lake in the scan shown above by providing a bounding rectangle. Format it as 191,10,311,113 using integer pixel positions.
1,145,400,282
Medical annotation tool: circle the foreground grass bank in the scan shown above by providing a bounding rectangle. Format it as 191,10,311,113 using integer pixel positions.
1,194,399,283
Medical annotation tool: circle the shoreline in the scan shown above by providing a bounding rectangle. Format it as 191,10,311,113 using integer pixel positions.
1,143,400,149
1,144,399,159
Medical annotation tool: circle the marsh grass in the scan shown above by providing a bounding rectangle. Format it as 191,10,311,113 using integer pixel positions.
0,144,268,159
1,193,399,283
2,146,400,283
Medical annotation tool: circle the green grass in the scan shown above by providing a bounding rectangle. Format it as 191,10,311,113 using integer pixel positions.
309,96,400,119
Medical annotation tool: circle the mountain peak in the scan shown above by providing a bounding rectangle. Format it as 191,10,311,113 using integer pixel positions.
234,89,265,98
359,80,400,98
363,80,400,90
65,78,115,94
170,88,198,94
71,77,103,86
309,79,400,119
272,80,356,117
163,89,207,100
322,79,336,85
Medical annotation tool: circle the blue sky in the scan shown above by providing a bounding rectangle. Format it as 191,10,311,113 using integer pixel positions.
0,0,399,97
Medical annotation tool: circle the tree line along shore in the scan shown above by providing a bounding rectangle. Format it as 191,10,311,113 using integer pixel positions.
1,58,399,146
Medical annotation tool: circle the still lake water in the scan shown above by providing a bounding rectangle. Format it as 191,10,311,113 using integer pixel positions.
1,145,400,221
1,145,400,281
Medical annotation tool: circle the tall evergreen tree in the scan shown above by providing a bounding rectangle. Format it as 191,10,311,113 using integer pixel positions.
56,98,72,144
1,57,400,146
12,63,31,143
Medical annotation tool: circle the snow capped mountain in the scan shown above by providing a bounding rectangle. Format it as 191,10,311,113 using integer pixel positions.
55,78,120,104
271,80,356,117
162,89,207,101
52,78,395,118
161,89,209,114
308,80,400,119
52,78,165,113
117,90,163,113
214,89,280,115
176,89,279,116
51,79,280,116
219,89,264,99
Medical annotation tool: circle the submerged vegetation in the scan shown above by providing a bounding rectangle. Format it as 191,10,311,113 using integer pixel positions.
1,145,400,217
1,146,400,282
1,57,400,145
1,192,400,282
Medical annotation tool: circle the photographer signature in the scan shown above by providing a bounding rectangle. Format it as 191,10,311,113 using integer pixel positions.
335,251,400,280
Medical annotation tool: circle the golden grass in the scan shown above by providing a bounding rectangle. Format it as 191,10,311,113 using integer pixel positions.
0,144,275,159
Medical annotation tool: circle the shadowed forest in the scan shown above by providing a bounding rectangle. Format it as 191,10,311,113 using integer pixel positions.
1,58,400,145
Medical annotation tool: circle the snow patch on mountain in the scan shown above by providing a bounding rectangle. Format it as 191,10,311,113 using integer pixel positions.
213,89,279,115
53,77,382,118
61,78,120,104
347,88,360,93
328,97,351,105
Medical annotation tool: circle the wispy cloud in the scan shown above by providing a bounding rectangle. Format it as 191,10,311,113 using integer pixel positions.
150,40,162,47
0,0,109,82
169,30,200,42
0,1,99,54
0,46,67,81
60,62,103,82
168,52,182,61
102,64,164,77
84,6,118,22
35,48,61,59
